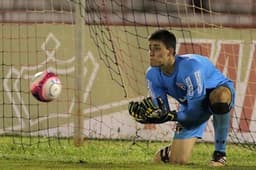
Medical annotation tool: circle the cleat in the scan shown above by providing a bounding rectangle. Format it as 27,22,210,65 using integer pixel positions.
209,151,226,166
154,145,171,163
160,145,171,163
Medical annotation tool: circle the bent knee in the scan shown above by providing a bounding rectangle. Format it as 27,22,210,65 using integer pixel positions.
154,151,189,165
209,86,232,114
170,158,189,164
209,86,231,104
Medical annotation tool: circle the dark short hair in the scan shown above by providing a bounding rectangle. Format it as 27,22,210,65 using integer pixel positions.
148,29,176,54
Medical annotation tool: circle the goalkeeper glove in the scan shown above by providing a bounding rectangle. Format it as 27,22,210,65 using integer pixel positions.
128,101,148,123
128,97,177,124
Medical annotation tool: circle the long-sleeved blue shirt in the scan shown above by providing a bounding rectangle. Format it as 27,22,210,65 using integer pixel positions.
146,54,233,127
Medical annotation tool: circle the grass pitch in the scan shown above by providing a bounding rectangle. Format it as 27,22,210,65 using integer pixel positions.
0,137,255,170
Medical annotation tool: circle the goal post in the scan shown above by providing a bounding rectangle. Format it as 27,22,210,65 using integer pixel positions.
74,0,85,147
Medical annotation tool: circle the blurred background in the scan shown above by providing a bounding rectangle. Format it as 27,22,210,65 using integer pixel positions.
0,0,255,26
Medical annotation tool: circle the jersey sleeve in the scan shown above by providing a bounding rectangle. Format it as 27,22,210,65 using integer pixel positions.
146,67,170,111
176,60,207,123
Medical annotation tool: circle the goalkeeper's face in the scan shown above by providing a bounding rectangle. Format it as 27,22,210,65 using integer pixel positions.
148,40,173,67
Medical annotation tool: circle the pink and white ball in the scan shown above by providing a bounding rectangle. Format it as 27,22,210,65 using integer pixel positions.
30,71,62,102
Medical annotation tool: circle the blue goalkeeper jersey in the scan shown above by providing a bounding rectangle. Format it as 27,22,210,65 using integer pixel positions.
146,54,233,127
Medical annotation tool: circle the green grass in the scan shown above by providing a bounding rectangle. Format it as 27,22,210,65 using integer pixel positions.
0,137,255,170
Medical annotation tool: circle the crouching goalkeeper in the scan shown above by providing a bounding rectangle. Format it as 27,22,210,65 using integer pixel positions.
128,29,235,166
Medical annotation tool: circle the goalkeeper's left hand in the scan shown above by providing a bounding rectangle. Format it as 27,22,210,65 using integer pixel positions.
128,97,177,124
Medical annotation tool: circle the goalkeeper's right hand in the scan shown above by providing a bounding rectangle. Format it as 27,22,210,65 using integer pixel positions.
128,97,177,124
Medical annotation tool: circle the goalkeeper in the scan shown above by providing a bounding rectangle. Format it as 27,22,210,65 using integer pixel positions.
128,29,235,166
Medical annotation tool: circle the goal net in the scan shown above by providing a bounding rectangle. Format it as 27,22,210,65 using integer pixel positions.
86,0,256,149
0,0,256,149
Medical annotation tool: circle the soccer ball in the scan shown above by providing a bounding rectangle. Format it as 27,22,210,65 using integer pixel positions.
30,71,62,102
